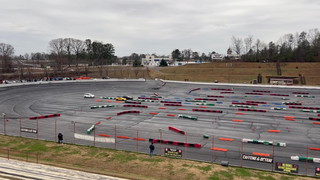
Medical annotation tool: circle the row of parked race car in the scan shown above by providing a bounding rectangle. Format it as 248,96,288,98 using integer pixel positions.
84,93,133,101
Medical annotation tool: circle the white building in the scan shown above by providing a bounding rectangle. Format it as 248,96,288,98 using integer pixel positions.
142,55,172,66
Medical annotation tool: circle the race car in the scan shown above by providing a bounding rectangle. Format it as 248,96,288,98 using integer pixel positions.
84,93,95,98
116,97,127,101
122,96,133,100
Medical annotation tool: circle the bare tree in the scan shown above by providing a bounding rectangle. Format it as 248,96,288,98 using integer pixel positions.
0,43,15,73
244,35,253,54
231,36,243,55
71,39,85,66
49,38,65,71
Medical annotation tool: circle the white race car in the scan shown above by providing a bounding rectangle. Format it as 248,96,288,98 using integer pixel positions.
84,93,95,98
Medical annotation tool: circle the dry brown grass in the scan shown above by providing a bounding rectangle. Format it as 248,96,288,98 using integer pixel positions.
0,135,316,180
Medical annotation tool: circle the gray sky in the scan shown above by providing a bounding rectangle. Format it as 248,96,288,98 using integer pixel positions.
0,0,319,57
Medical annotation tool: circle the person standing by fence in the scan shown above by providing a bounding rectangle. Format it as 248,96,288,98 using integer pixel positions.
58,133,63,144
149,142,155,157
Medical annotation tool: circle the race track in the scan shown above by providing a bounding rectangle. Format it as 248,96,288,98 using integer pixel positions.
1,79,320,177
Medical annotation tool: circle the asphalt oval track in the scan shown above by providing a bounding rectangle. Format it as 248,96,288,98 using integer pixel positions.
1,79,320,176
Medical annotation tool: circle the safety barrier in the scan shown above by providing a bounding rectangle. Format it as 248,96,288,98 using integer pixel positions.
271,107,286,110
229,105,254,109
149,112,158,115
196,103,215,106
246,101,267,104
117,111,140,115
132,137,146,141
253,90,270,93
125,100,141,104
270,94,289,96
309,117,320,121
211,148,228,152
242,138,286,147
98,134,111,137
188,88,201,93
90,105,115,109
252,152,270,157
295,95,315,98
267,130,281,133
192,109,223,113
232,119,243,122
138,97,159,100
194,98,217,101
238,109,266,112
301,109,320,113
282,102,302,105
123,105,148,108
219,138,234,141
135,99,158,102
29,114,60,120
291,156,320,163
232,102,258,106
101,97,116,100
177,108,186,111
220,92,234,94
95,100,102,102
105,116,112,120
117,136,130,139
245,93,264,95
161,101,181,104
168,126,185,135
164,103,182,107
207,95,224,98
211,88,232,91
235,112,244,115
149,138,202,148
167,114,176,117
292,92,309,94
318,114,320,117
186,99,206,102
309,147,320,151
290,106,320,110
178,114,198,120
87,125,95,134
313,122,320,125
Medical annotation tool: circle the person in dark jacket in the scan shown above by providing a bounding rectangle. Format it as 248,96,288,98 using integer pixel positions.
58,133,63,144
149,142,155,157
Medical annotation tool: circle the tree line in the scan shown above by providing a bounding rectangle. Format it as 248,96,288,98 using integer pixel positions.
230,28,320,62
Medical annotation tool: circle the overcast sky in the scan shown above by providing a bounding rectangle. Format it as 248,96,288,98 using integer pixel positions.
0,0,319,57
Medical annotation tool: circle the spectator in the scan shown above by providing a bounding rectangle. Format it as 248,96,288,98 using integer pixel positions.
58,133,63,144
149,142,155,157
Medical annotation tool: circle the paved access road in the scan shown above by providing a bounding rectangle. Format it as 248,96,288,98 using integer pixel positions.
1,79,320,177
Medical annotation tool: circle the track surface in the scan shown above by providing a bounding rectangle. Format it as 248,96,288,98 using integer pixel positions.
1,80,320,176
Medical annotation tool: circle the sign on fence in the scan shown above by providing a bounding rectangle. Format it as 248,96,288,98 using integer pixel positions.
241,154,273,163
20,128,37,134
275,162,299,173
165,148,182,158
316,167,320,176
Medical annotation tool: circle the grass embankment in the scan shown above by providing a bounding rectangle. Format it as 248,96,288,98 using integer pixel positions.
0,135,315,180
148,62,320,86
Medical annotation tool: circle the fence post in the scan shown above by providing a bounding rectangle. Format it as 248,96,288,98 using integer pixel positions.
306,146,309,176
159,128,162,156
3,113,6,135
55,119,57,142
185,133,187,159
136,129,139,153
114,125,117,150
73,121,76,144
272,144,275,171
211,135,214,163
94,127,96,147
7,148,9,160
20,118,22,137
240,139,243,167
37,118,39,140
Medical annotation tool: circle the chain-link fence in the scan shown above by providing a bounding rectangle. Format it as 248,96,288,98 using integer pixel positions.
1,116,319,177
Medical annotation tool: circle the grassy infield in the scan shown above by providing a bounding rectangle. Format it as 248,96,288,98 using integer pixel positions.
1,63,319,179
